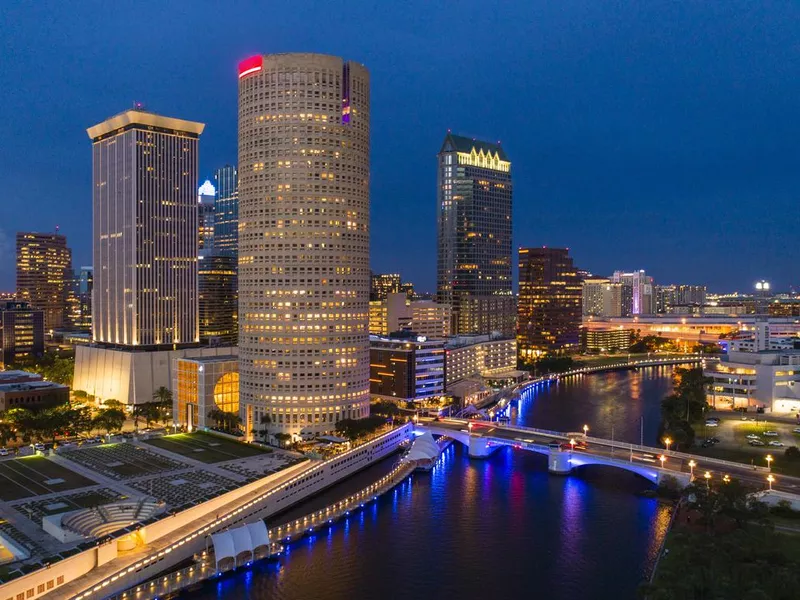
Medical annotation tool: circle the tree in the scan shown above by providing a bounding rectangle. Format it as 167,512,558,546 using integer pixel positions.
0,422,16,447
784,446,800,461
370,401,399,418
93,408,125,435
152,386,172,405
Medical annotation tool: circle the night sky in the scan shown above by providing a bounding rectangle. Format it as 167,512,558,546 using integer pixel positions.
1,1,798,293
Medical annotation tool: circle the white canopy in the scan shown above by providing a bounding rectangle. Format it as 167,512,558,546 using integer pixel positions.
211,520,271,569
406,432,440,462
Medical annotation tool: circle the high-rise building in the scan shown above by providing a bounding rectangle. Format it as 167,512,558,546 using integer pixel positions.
611,270,655,315
238,53,371,437
436,132,514,336
198,254,238,345
517,247,582,358
368,292,451,338
15,232,72,331
370,273,401,301
369,333,446,401
86,108,204,348
197,180,216,252
0,300,45,367
214,165,239,258
582,278,623,317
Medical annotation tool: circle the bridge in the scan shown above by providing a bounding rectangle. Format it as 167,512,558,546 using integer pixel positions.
417,419,798,493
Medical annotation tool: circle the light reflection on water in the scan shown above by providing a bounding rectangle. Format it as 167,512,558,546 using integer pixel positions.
185,368,675,600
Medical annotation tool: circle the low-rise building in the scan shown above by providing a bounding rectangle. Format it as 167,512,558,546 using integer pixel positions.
704,350,800,413
172,355,239,430
580,327,633,353
445,335,517,386
0,300,45,367
0,379,69,411
369,333,445,401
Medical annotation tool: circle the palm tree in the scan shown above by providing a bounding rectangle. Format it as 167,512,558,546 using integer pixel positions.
152,386,172,404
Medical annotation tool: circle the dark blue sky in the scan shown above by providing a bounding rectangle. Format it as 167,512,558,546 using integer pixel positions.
1,0,798,293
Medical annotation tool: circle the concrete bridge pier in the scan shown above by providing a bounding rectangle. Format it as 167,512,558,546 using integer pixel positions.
547,449,573,475
468,436,499,459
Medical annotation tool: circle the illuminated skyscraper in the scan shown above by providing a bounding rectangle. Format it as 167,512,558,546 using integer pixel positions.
436,133,514,336
197,179,216,252
15,232,72,331
86,108,204,348
198,254,237,345
370,273,401,301
517,247,582,358
214,165,238,258
238,53,371,437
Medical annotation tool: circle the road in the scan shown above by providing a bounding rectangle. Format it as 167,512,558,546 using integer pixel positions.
424,418,800,494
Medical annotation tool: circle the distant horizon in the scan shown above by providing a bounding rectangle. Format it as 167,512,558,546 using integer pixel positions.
2,2,798,293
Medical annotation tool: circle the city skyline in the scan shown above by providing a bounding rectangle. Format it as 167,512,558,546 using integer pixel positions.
2,2,800,294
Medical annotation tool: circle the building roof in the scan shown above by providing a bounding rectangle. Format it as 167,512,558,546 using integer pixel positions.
0,381,68,393
440,132,509,161
87,109,205,140
0,371,43,384
177,355,239,365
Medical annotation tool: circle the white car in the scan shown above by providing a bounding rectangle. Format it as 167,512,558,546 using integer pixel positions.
746,434,760,440
769,441,785,447
0,448,9,457
764,431,778,437
705,421,719,427
793,427,800,434
33,443,45,452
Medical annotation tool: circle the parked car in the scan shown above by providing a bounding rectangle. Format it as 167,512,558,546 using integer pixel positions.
749,440,766,446
706,417,720,423
0,448,9,457
769,441,785,447
709,437,720,443
793,428,800,434
705,421,719,427
33,443,45,452
746,434,760,440
764,431,778,437
701,440,713,448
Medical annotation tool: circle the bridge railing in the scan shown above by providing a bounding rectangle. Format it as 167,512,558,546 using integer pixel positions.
438,419,770,474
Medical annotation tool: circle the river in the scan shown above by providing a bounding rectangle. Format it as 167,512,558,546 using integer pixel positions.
185,365,676,600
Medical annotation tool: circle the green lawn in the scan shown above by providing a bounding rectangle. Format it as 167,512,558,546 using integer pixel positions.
0,457,97,501
144,431,270,464
646,525,800,599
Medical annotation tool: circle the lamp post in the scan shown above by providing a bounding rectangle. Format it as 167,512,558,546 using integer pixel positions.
723,474,731,484
704,471,711,488
766,454,773,472
570,438,576,453
767,474,775,491
659,454,666,469
663,437,672,453
583,424,589,438
688,459,696,479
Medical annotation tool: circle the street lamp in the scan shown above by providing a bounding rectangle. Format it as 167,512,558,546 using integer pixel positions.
704,471,711,488
663,437,672,452
766,454,773,472
688,459,696,479
659,454,666,469
570,438,576,452
468,421,473,433
767,474,775,491
723,474,731,484
583,424,589,438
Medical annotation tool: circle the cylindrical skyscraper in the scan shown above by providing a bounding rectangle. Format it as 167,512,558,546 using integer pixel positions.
237,53,370,438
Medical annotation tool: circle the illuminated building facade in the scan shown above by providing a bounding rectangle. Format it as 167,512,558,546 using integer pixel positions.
368,293,451,338
214,165,239,258
0,301,45,367
611,270,654,316
198,180,216,251
238,53,371,437
198,255,238,345
444,335,517,385
436,133,514,336
580,327,633,353
369,333,445,401
517,247,582,358
370,273,401,301
87,108,204,348
15,232,72,331
582,278,623,317
172,355,239,430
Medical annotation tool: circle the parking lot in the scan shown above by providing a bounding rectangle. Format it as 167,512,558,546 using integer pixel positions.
0,457,98,502
143,431,271,464
694,414,800,474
